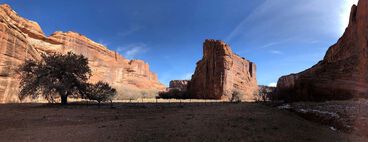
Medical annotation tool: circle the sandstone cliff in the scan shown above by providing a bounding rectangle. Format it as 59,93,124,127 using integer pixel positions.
169,80,189,91
276,0,368,101
188,39,258,101
0,4,164,103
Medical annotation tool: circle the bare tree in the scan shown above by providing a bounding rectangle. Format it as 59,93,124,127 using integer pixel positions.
229,90,243,103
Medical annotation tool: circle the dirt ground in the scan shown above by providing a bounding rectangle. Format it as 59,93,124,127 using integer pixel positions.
278,100,368,138
0,102,365,142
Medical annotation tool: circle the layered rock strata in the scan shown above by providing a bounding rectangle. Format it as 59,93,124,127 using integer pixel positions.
169,80,189,91
188,39,258,101
0,4,164,103
276,0,368,101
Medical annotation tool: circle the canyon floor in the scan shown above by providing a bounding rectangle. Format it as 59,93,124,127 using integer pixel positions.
0,101,366,142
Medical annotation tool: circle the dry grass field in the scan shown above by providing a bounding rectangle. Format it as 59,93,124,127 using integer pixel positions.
0,101,365,142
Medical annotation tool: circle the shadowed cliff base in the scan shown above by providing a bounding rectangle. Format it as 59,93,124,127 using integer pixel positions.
0,102,365,142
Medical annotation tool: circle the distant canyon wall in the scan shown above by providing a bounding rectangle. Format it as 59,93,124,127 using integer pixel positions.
0,4,165,103
169,80,189,91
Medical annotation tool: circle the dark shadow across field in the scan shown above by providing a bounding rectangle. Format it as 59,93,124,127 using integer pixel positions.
0,102,364,142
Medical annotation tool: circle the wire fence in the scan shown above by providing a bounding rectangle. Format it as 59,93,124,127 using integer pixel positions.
112,98,226,104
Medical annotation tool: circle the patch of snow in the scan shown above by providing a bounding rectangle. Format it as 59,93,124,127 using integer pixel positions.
330,126,337,131
310,110,340,118
298,109,307,113
278,104,291,109
296,108,340,118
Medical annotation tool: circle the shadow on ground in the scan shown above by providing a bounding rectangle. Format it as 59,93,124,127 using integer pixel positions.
0,102,365,142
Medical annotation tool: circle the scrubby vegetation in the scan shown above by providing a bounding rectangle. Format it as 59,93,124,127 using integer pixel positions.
229,90,242,103
157,89,191,99
258,86,276,102
114,86,159,100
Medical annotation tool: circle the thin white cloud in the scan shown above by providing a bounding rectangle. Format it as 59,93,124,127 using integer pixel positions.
260,38,293,49
261,42,281,49
225,0,269,41
269,50,283,54
117,26,142,38
117,43,148,59
226,0,351,42
98,40,109,47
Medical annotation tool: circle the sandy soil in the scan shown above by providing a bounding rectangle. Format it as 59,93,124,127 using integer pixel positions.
0,102,365,142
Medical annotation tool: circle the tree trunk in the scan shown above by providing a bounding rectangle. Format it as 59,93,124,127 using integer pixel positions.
61,95,68,105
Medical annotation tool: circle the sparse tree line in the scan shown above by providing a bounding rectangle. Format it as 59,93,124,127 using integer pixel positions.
157,87,277,103
18,52,278,105
157,89,248,103
18,52,116,105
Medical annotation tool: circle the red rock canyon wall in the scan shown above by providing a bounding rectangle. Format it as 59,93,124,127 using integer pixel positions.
276,0,368,101
188,39,258,101
0,4,165,103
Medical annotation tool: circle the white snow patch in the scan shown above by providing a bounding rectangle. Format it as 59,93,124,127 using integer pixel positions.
330,126,337,131
278,104,291,109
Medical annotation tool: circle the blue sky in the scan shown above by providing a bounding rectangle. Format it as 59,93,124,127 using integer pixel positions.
1,0,358,86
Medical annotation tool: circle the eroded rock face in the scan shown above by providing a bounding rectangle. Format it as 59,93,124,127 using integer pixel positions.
276,1,368,101
169,80,189,91
188,39,258,101
0,4,165,103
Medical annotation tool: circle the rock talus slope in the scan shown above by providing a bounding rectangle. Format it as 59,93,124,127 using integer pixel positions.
188,39,258,101
0,4,164,103
276,0,368,101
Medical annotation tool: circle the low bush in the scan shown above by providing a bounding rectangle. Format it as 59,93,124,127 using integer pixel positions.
84,81,116,106
157,89,191,99
229,90,242,103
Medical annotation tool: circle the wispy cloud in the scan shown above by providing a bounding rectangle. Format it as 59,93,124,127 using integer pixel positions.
260,38,294,49
98,40,109,47
117,43,148,59
269,50,283,54
261,42,281,49
225,0,268,42
117,25,143,38
226,0,352,42
179,72,193,80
